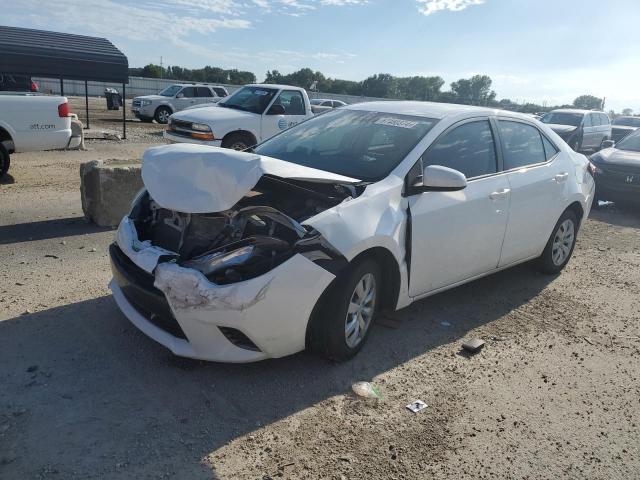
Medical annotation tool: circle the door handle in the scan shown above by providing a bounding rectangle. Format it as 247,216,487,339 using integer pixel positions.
554,172,569,183
489,188,510,200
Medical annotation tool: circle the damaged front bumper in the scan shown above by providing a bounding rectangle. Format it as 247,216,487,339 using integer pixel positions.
109,217,336,363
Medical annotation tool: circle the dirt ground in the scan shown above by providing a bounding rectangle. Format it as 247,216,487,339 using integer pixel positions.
1,107,639,479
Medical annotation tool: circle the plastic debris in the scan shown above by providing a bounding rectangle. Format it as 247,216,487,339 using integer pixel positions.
440,321,451,327
462,338,485,353
406,400,428,413
352,381,383,400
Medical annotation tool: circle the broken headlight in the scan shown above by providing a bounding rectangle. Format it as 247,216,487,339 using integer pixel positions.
182,246,255,277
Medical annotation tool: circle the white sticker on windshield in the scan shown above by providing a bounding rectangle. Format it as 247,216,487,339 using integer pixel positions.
375,117,421,129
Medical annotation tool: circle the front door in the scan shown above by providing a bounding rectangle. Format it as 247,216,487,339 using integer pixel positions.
173,86,197,112
261,90,309,142
408,119,510,296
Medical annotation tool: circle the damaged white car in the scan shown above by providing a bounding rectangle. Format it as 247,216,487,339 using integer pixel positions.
109,102,595,362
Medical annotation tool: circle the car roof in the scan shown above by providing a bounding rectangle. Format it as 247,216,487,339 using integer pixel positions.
245,84,305,91
548,108,594,115
345,100,533,121
172,84,225,88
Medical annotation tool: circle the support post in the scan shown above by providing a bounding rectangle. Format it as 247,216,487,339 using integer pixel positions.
60,76,64,96
84,80,90,129
122,83,127,140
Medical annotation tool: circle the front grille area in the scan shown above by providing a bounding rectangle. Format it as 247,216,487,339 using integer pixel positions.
110,243,187,340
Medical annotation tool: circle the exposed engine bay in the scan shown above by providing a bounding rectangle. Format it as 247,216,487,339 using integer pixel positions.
130,174,360,284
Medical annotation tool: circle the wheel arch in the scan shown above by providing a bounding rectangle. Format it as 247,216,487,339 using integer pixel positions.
566,200,585,224
221,130,257,147
155,104,173,115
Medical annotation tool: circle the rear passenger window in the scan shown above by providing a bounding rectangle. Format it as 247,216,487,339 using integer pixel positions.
498,120,546,169
541,135,559,160
591,114,601,126
197,87,213,97
583,115,592,127
422,120,497,179
600,113,610,125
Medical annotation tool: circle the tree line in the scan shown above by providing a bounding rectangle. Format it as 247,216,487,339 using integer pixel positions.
130,64,631,115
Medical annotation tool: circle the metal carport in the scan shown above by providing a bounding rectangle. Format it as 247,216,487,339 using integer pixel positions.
0,26,129,138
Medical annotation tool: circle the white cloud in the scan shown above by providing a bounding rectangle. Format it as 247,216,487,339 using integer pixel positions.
416,0,484,16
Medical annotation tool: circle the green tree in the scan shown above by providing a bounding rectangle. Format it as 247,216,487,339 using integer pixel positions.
141,64,163,78
573,95,603,110
450,75,496,105
622,108,634,116
361,73,397,98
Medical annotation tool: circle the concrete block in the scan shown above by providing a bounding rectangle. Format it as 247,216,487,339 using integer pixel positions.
80,159,143,227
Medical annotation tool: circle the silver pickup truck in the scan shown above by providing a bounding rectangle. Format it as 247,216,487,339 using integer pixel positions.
131,84,229,124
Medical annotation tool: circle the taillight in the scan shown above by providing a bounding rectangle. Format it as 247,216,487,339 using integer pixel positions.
58,102,70,117
30,81,38,92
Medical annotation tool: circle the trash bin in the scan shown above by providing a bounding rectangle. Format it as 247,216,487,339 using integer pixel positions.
104,88,122,111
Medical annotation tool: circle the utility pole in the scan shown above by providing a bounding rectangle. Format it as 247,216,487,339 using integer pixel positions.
160,56,163,79
601,96,606,110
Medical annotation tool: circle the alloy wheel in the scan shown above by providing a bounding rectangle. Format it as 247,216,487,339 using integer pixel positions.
551,219,575,266
345,273,376,348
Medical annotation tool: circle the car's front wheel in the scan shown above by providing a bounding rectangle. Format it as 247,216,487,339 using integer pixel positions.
537,209,579,274
154,106,172,124
312,259,381,361
0,144,10,179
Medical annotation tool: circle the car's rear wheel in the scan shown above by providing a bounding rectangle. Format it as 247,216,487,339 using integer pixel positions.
221,132,253,151
154,107,172,124
312,259,381,361
0,144,10,179
537,209,579,274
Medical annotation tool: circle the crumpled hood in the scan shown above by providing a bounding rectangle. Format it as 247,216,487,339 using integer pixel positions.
547,124,578,134
171,105,254,124
141,144,360,213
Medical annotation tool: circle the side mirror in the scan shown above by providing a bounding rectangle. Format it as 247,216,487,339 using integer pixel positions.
406,165,467,195
176,93,184,98
601,139,615,149
267,104,286,115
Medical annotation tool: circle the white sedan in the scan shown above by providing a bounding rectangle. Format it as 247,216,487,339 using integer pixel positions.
109,102,595,362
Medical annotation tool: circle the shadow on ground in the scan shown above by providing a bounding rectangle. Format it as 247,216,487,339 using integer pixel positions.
0,262,554,479
0,217,112,245
0,173,15,185
589,203,640,229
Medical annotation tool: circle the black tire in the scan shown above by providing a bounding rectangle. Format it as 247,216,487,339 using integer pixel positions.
0,144,10,179
310,259,381,361
221,132,253,151
154,106,172,124
537,209,579,274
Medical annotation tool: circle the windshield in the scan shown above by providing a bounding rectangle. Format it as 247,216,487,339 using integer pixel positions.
254,109,438,181
159,85,182,97
540,112,583,127
218,86,278,114
615,130,640,152
612,117,640,127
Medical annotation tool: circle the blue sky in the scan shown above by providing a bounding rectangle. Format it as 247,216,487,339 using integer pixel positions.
5,0,640,111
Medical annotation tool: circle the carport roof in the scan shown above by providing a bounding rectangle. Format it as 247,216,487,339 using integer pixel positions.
0,26,128,83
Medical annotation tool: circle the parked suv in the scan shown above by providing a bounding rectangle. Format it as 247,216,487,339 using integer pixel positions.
610,116,640,143
131,84,229,124
540,109,611,152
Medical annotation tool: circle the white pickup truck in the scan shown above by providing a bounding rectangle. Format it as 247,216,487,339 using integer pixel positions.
0,94,78,177
164,84,314,151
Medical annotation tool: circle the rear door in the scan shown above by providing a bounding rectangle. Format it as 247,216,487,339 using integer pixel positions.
496,119,568,266
407,118,511,296
195,87,216,105
582,113,598,149
599,113,611,144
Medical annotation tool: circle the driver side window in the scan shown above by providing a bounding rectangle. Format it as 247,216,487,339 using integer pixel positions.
422,120,498,179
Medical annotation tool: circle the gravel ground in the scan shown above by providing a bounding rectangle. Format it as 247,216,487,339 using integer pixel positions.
0,128,639,479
